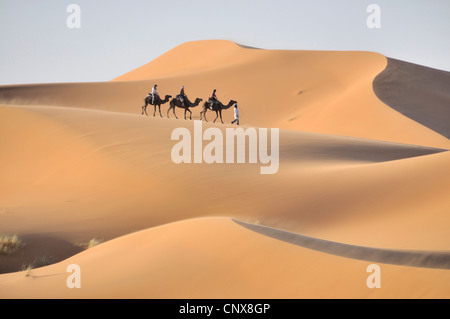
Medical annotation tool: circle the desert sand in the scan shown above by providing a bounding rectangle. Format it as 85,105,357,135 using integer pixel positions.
0,40,449,298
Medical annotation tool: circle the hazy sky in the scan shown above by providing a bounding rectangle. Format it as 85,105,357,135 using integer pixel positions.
1,0,449,85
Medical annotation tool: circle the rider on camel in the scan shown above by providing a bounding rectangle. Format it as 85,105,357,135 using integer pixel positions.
149,84,159,104
179,85,186,107
209,89,218,109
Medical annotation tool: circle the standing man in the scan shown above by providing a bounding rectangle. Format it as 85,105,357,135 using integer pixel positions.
231,103,239,125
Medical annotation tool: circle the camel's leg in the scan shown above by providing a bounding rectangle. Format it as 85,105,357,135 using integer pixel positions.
213,111,219,123
184,109,187,120
173,107,178,119
220,110,224,124
167,106,171,118
158,105,162,117
153,105,157,117
200,109,208,122
142,101,149,116
188,108,192,120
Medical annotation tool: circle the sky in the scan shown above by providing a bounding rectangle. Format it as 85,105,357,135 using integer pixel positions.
0,0,449,85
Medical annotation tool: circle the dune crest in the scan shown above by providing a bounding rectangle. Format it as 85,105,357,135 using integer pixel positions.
113,40,260,80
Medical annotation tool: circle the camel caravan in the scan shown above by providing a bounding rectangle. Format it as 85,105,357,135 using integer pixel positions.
141,84,237,124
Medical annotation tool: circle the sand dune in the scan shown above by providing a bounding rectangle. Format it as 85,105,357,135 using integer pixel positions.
1,218,449,299
0,40,449,298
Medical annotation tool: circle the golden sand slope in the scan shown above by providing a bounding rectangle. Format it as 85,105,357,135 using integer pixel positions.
1,218,449,299
0,40,449,298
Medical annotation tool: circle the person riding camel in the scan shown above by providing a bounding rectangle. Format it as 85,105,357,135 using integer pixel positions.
209,89,218,110
179,85,186,107
150,84,159,104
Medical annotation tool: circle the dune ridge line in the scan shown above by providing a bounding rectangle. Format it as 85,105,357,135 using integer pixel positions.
233,219,450,269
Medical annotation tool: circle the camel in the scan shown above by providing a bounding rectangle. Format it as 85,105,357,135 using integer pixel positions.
141,94,172,117
200,99,237,124
167,96,203,120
